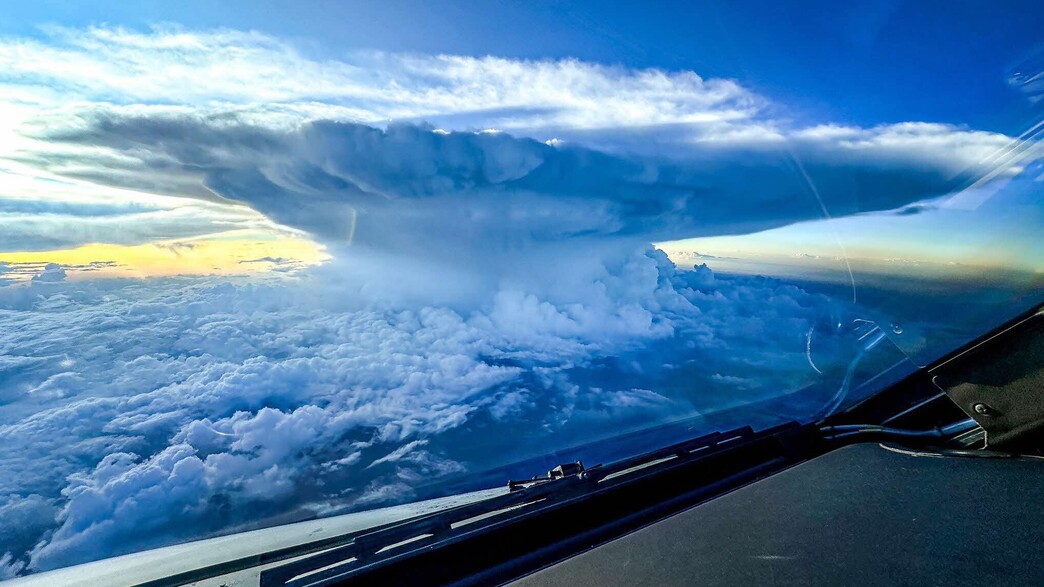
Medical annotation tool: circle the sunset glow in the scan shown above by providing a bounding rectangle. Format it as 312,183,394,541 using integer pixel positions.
0,231,328,282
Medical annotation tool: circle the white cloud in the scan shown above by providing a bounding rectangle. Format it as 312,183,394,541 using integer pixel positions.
22,115,1019,256
2,24,1023,156
29,263,65,283
0,552,26,580
794,122,1024,174
0,249,869,573
0,25,758,133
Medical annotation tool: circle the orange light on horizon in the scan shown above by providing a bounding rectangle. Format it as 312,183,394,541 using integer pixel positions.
0,232,329,282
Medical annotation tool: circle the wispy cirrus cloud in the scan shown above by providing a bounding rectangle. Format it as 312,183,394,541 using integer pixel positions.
0,25,758,132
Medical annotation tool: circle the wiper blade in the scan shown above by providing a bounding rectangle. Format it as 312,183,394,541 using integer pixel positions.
820,417,979,442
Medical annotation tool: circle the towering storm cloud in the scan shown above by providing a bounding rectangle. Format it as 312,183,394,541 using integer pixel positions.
25,114,1020,246
3,27,1028,256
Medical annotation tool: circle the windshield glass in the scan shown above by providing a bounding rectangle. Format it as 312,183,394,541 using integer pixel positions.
1,1,1041,577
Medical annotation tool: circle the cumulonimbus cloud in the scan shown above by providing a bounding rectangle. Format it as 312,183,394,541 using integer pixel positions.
0,26,758,131
1,25,1032,256
21,112,1022,247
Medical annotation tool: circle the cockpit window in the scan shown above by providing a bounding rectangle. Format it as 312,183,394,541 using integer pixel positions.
0,1,1040,577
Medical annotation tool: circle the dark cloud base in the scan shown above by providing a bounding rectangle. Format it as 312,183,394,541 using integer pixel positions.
35,117,1008,244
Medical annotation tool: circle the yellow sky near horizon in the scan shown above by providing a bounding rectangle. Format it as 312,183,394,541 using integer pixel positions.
0,232,329,282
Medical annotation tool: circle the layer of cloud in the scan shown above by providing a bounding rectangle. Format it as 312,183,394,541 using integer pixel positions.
0,251,880,573
0,26,757,133
0,161,281,252
20,114,1021,252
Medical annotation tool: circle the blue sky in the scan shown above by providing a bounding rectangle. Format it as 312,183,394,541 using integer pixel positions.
1,0,1041,133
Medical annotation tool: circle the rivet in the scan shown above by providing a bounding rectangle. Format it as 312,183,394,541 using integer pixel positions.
973,403,992,415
